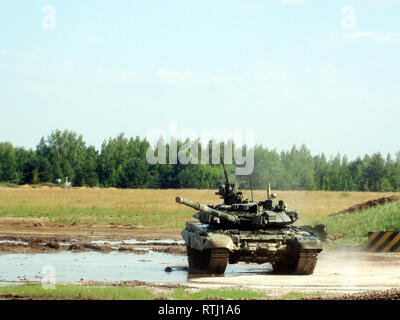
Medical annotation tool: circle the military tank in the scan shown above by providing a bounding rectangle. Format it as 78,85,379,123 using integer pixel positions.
176,165,323,275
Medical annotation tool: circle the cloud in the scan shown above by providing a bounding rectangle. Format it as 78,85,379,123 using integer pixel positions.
155,62,298,89
322,32,400,45
0,49,341,103
230,60,295,87
0,50,44,74
344,32,400,44
307,66,338,86
369,0,400,4
279,0,308,4
0,50,41,62
23,83,58,95
0,49,145,101
156,68,192,85
77,35,103,46
206,74,229,85
0,50,142,80
237,2,261,9
232,71,294,85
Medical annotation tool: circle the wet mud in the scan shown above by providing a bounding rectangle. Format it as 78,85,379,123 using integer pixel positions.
0,234,186,255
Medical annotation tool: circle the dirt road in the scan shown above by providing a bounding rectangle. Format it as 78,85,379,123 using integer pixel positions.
186,250,400,296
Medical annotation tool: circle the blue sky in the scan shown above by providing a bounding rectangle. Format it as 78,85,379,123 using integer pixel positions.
0,0,399,159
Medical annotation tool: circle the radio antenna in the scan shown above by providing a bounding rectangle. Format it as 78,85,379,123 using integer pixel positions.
220,156,229,185
249,175,254,202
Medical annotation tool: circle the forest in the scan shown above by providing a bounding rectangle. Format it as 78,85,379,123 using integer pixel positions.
0,129,399,192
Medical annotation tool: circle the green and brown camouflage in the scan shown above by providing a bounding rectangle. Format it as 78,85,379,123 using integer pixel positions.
176,166,324,275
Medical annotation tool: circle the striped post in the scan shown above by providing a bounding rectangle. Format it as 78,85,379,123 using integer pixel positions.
367,231,400,252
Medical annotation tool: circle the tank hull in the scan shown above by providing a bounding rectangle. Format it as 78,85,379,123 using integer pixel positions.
182,222,322,274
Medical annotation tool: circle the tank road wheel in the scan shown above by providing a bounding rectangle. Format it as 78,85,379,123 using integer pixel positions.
187,246,205,272
272,257,298,274
272,250,319,275
207,248,229,274
186,246,229,274
294,250,319,275
187,246,195,269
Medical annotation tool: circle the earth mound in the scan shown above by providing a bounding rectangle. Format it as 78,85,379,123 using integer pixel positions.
329,195,400,217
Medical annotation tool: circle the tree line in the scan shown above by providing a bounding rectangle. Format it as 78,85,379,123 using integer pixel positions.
0,129,399,192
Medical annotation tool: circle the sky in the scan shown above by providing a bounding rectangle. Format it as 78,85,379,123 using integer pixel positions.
0,0,399,159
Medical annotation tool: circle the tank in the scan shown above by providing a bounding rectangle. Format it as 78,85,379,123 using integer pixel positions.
176,165,323,275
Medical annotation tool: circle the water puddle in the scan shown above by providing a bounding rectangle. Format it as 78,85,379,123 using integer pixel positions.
0,251,272,286
90,239,185,246
0,240,29,245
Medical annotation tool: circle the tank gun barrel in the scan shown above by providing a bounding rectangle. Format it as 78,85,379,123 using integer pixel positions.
176,197,238,223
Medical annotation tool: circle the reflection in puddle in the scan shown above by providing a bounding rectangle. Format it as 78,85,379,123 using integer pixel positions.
0,251,272,286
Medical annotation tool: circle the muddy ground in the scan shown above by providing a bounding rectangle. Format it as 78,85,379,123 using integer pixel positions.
0,234,185,255
0,218,184,254
2,220,400,300
0,218,181,239
185,249,400,296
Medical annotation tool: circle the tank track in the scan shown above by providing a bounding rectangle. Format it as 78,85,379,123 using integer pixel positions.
272,249,319,275
187,246,229,274
294,250,319,275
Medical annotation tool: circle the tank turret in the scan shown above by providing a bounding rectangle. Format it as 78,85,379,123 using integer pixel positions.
178,163,323,276
176,195,297,228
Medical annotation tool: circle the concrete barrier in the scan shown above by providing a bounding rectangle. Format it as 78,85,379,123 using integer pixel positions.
367,231,400,252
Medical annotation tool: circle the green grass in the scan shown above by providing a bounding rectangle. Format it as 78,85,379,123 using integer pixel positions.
170,288,269,300
0,182,18,188
0,205,187,229
280,291,331,300
0,285,341,300
313,200,400,244
0,285,271,300
0,284,157,300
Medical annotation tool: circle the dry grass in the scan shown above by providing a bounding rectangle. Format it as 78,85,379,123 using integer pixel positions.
0,186,398,229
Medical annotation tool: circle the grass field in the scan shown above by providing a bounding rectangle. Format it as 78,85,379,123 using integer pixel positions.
0,186,398,229
0,284,327,300
315,200,400,244
0,284,268,300
0,284,157,300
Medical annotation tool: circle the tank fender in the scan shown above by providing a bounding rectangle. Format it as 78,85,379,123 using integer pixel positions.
181,229,204,251
202,234,237,251
289,236,323,251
